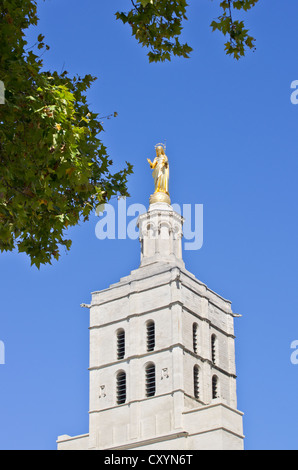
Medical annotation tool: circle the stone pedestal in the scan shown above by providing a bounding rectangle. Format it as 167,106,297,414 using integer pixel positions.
149,191,171,206
137,202,184,268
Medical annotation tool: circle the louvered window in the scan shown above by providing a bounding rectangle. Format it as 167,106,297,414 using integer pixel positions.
146,321,155,352
117,329,125,360
211,334,217,365
193,365,200,399
145,363,156,397
116,371,126,404
193,323,198,354
212,375,218,399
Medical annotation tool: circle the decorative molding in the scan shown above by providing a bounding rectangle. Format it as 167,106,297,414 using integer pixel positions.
89,343,237,379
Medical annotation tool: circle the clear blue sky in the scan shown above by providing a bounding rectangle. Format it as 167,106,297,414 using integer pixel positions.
0,0,298,450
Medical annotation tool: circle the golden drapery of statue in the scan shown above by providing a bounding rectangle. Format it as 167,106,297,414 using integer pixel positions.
147,144,171,205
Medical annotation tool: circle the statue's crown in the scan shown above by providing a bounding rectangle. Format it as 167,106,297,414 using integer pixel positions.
155,142,166,151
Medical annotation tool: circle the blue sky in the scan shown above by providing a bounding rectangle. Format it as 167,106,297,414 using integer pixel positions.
0,0,298,450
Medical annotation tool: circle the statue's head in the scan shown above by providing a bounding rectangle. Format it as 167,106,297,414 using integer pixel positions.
155,143,166,156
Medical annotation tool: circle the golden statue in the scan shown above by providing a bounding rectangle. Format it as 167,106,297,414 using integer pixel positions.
147,144,171,205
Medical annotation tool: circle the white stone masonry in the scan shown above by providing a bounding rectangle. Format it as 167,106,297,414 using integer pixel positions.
57,202,244,450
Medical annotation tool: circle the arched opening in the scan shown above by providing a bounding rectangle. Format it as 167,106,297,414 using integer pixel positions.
116,370,126,404
212,375,219,400
116,329,125,360
146,320,155,352
211,334,217,365
145,362,156,397
193,323,199,354
193,365,200,399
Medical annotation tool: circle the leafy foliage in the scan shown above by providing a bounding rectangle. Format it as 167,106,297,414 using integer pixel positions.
116,0,259,61
211,0,259,60
0,0,132,268
116,0,192,63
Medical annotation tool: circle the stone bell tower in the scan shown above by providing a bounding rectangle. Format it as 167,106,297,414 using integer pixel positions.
57,144,244,450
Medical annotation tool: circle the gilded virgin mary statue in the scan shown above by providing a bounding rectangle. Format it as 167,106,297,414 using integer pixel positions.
147,144,171,205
